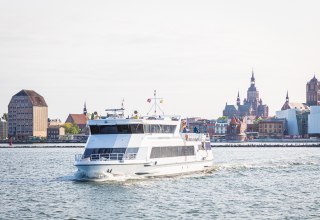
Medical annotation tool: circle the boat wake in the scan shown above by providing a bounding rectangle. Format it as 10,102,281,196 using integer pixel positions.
215,156,320,172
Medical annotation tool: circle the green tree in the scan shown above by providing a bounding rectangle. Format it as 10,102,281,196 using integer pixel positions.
63,122,81,134
217,116,228,122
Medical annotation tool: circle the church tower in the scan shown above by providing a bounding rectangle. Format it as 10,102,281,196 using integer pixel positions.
281,91,290,110
306,75,320,106
247,70,260,104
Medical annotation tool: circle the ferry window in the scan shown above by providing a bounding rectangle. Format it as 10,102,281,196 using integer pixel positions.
144,124,150,133
117,125,131,133
150,146,195,158
100,125,118,134
84,148,127,157
130,124,144,133
90,125,100,134
125,148,139,154
89,124,144,134
151,124,161,133
145,125,176,134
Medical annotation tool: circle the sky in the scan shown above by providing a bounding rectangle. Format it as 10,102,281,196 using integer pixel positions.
0,0,319,121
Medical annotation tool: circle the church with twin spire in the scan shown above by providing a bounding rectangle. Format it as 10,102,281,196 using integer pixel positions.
223,72,269,119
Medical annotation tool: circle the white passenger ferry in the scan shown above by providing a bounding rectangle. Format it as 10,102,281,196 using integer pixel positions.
74,96,213,179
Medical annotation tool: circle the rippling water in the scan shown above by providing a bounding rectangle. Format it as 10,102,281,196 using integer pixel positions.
1,147,320,219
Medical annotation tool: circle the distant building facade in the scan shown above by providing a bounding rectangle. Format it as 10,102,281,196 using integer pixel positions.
65,114,88,134
308,106,320,137
47,126,65,140
214,118,229,136
223,72,269,119
47,119,65,140
306,75,320,106
8,90,48,140
276,92,309,137
48,119,63,126
258,118,286,139
188,119,216,139
225,117,247,141
0,119,8,140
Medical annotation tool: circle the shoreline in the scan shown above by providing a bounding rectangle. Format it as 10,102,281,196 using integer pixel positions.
0,143,85,148
1,142,320,148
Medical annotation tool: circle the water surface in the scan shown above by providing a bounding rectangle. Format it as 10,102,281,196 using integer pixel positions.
1,147,320,219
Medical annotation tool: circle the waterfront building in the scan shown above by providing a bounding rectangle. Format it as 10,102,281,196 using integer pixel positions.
47,126,65,140
65,114,88,134
8,90,48,140
308,106,320,137
225,116,247,141
47,119,65,140
276,92,309,137
206,120,216,139
48,118,63,126
213,118,229,140
187,119,216,139
258,118,286,139
244,115,259,139
306,75,320,106
65,102,89,134
223,71,269,119
0,119,8,140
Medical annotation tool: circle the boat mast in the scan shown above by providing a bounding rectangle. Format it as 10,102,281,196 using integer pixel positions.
147,90,164,116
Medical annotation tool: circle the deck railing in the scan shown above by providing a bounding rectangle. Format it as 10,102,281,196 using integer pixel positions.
75,153,137,162
181,133,208,141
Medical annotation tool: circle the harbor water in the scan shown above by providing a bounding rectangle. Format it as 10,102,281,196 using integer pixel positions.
1,147,320,219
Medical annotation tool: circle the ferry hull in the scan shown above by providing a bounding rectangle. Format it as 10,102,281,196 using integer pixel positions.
75,160,213,179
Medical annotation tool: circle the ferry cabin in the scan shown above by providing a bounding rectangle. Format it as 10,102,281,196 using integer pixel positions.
78,117,212,164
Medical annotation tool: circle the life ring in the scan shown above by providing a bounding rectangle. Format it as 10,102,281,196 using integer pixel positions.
185,134,188,140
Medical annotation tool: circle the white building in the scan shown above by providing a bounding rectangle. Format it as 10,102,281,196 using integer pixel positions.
276,92,310,137
308,106,320,136
276,109,300,136
214,119,229,135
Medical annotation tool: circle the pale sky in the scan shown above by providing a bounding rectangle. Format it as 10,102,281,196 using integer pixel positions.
0,0,319,121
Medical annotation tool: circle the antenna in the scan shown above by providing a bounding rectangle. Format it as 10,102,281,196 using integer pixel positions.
105,99,125,118
147,90,164,116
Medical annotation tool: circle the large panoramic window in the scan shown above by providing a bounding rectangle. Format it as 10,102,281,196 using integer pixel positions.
83,147,139,160
143,124,176,134
150,146,195,159
90,124,144,134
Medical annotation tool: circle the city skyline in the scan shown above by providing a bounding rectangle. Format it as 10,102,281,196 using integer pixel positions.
1,0,319,120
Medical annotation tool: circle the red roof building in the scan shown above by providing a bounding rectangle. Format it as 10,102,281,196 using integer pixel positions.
65,114,88,133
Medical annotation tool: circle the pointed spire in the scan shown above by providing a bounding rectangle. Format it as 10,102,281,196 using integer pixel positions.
313,73,317,80
286,90,289,103
83,101,87,115
251,68,255,84
237,91,241,106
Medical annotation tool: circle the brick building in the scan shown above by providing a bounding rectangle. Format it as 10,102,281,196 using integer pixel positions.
65,114,88,134
225,117,247,141
306,75,320,106
8,90,48,140
47,119,65,140
258,118,287,138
